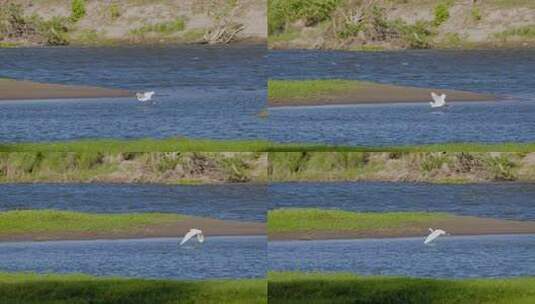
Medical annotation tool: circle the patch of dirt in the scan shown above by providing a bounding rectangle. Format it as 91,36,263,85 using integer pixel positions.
0,79,132,101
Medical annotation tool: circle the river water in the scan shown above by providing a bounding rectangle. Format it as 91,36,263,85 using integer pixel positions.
0,183,267,222
268,49,535,146
269,234,535,278
0,236,266,280
0,45,268,143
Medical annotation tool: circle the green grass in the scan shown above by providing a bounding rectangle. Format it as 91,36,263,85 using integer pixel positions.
2,138,535,152
0,210,184,235
0,138,274,152
268,30,300,45
495,25,535,40
0,272,266,304
268,272,535,304
70,0,86,23
268,208,450,233
268,79,368,102
130,18,186,36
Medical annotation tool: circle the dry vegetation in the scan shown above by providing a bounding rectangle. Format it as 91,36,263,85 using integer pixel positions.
0,0,266,46
268,0,535,50
268,152,535,183
0,152,267,183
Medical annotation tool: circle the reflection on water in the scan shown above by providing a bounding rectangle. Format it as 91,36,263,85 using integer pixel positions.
270,182,535,221
0,183,267,222
269,234,535,278
0,236,266,280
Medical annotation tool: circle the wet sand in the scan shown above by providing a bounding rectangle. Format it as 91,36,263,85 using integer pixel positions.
0,78,132,101
0,216,266,242
269,216,535,241
269,82,498,107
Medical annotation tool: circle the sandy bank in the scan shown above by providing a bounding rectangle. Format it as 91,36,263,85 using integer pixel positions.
269,216,535,241
269,82,498,107
0,216,265,242
0,79,132,101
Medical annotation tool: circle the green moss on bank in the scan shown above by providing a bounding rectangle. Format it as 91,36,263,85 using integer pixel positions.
0,272,266,304
268,79,367,103
2,138,535,153
268,208,450,233
268,272,535,304
0,210,184,236
0,138,272,153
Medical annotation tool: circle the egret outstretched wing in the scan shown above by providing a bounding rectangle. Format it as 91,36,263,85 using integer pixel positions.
180,228,203,246
424,228,446,244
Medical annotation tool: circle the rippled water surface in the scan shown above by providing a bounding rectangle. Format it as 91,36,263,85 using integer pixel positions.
269,234,535,278
0,183,267,222
270,182,535,221
0,236,266,280
268,50,535,145
0,45,268,142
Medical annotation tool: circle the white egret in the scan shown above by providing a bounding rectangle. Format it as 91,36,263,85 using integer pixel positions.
430,92,447,108
136,91,155,102
179,228,204,246
424,228,447,244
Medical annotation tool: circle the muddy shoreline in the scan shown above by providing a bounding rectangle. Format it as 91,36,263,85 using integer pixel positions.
269,82,498,107
269,216,535,241
0,216,266,242
0,79,132,101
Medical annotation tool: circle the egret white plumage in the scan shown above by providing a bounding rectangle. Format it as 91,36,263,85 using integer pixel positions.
136,91,155,102
430,92,447,108
179,228,204,246
424,228,447,244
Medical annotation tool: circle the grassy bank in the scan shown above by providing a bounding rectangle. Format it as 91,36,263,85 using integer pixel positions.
1,151,534,184
268,79,495,106
0,138,273,153
0,209,265,241
0,210,183,236
268,209,449,234
268,79,361,103
268,272,535,304
3,138,535,153
0,272,266,304
268,208,535,240
268,152,535,183
0,151,266,184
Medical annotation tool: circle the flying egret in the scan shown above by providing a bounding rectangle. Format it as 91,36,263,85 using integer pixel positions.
179,228,204,246
136,91,155,102
424,228,447,244
430,92,447,108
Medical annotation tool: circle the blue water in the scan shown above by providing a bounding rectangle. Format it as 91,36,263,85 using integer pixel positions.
0,183,267,222
268,49,535,146
0,45,268,143
0,236,266,280
269,49,535,96
269,234,535,278
270,182,535,221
